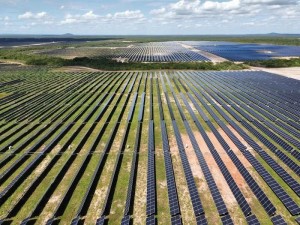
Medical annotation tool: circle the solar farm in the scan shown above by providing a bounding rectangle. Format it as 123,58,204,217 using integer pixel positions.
0,67,299,225
33,41,300,63
34,42,211,62
185,41,300,61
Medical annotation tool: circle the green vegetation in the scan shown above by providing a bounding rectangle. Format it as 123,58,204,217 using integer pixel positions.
0,47,247,71
113,35,300,46
245,57,300,68
65,57,247,71
193,36,300,46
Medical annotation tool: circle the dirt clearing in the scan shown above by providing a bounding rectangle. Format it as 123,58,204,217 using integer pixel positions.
251,67,300,80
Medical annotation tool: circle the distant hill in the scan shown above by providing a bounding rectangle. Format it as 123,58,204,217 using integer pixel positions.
266,33,300,37
61,33,74,37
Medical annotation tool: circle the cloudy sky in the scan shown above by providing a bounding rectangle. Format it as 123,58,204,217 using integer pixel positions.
0,0,299,35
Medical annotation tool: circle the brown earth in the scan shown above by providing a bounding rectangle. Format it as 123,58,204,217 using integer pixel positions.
51,66,103,73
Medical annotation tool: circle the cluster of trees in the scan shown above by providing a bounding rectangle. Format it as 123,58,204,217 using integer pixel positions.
65,57,247,70
246,58,300,68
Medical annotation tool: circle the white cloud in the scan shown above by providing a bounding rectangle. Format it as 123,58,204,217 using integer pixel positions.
60,11,99,25
144,0,300,34
60,9,145,25
151,0,300,17
202,0,240,11
18,11,48,19
82,11,99,19
244,0,298,5
60,5,65,9
60,17,78,25
150,8,166,15
170,0,202,15
110,10,144,20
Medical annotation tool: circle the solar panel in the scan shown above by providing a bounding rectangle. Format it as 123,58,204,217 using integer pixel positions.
161,121,181,216
114,42,210,62
271,215,287,225
196,214,208,225
192,42,300,61
171,215,183,225
236,120,300,176
146,215,156,225
188,72,300,215
171,121,204,216
219,120,300,199
127,92,138,122
221,214,234,225
246,215,260,225
183,121,228,216
146,120,156,216
121,215,131,225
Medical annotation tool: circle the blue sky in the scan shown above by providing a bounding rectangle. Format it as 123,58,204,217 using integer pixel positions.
0,0,299,35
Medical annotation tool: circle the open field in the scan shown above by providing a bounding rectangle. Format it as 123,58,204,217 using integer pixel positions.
250,67,300,80
0,69,299,225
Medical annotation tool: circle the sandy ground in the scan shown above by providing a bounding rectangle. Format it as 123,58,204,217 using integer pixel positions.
180,43,228,63
0,60,26,66
251,67,300,80
51,66,103,73
190,131,238,206
272,56,300,60
168,122,256,212
170,131,238,209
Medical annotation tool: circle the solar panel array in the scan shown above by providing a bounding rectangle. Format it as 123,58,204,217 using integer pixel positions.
183,41,300,61
0,69,299,224
115,42,210,62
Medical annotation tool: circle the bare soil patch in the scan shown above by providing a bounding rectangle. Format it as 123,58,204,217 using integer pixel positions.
193,131,237,207
180,43,228,63
208,128,250,191
250,67,300,80
51,66,103,73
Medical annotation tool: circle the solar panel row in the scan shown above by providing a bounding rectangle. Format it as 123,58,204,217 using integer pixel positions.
115,42,210,62
161,121,181,217
213,86,300,172
189,72,300,216
157,75,181,220
177,73,254,218
97,75,144,223
205,84,300,194
16,74,131,225
181,100,228,216
271,215,288,225
162,76,206,218
146,120,156,216
188,41,300,61
181,73,278,217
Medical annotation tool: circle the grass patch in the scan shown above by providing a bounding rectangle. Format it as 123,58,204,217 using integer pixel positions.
245,57,300,68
